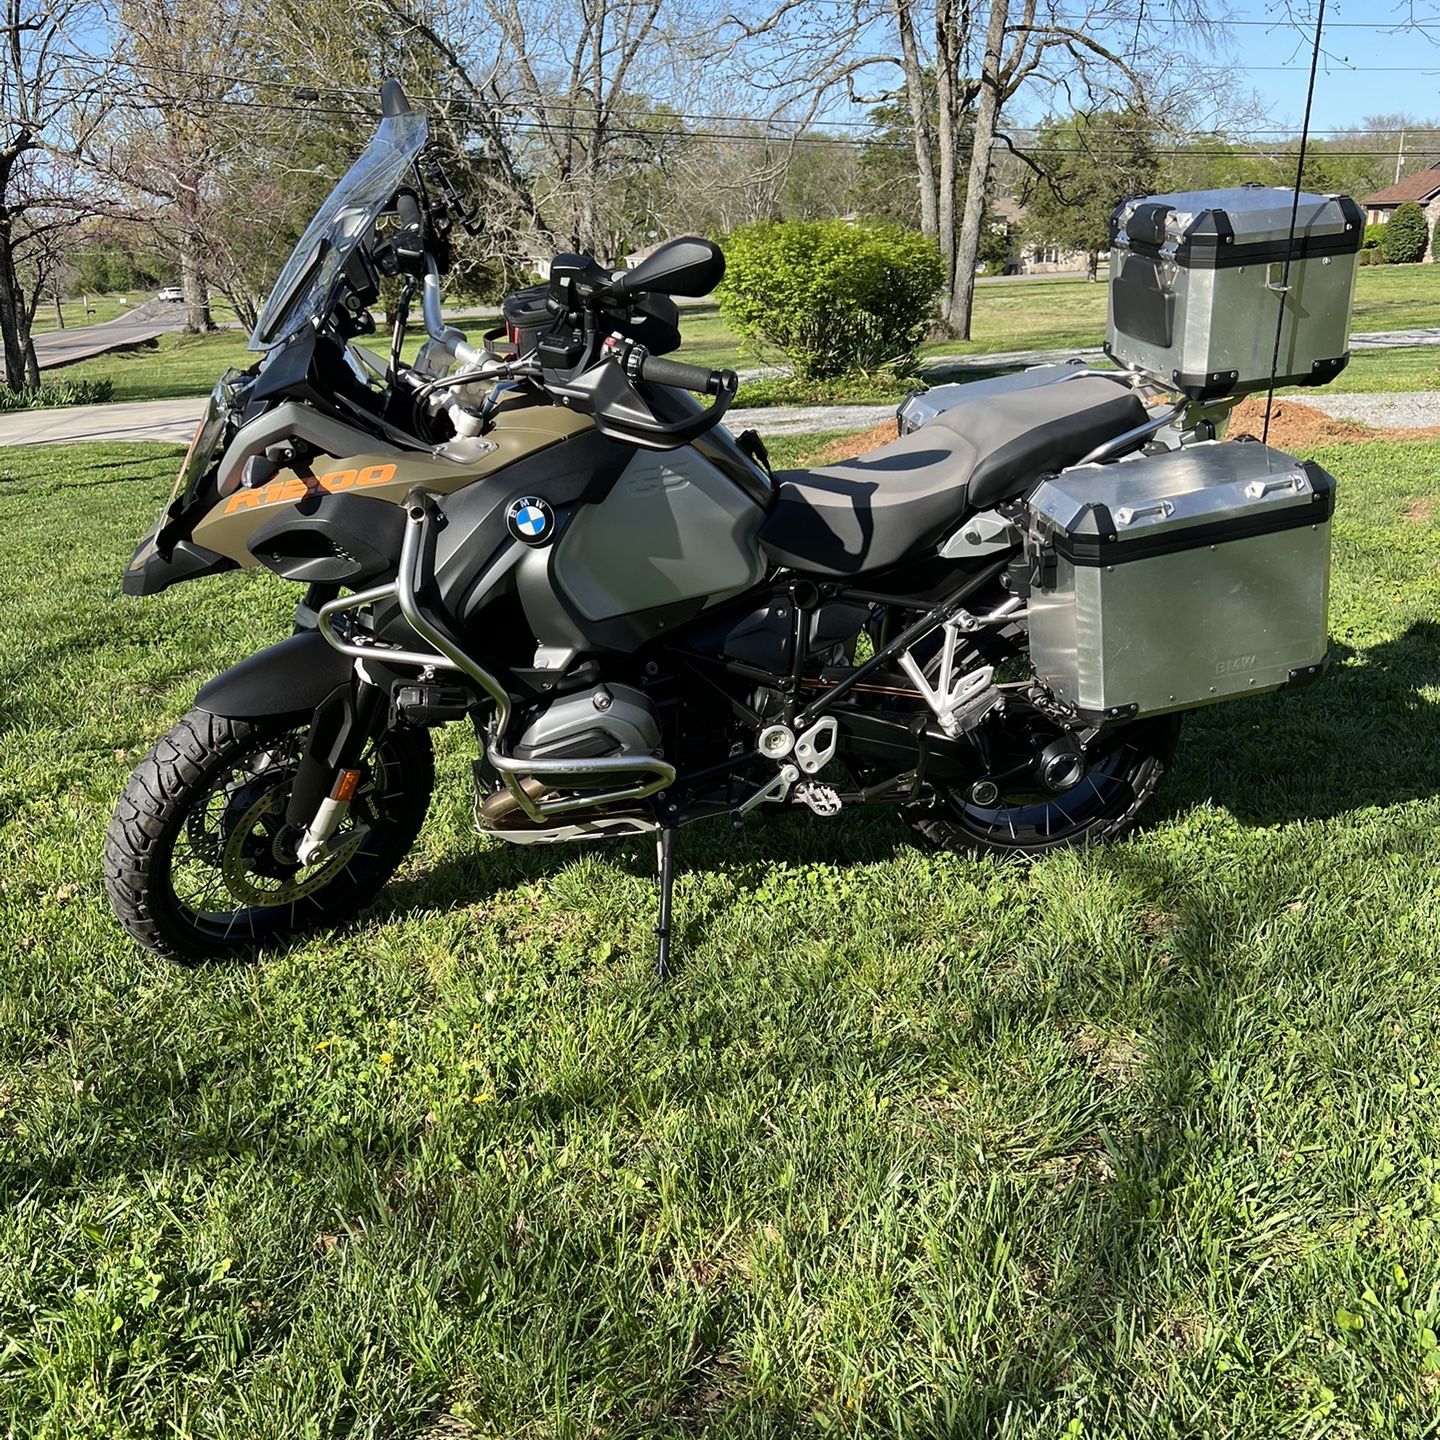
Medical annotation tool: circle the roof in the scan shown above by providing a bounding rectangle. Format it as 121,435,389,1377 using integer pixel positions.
990,196,1026,223
1360,165,1440,208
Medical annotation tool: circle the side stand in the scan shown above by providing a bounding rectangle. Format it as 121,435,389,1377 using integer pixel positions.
654,824,678,980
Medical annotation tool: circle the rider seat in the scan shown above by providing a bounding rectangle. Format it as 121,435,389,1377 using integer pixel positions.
757,375,1147,577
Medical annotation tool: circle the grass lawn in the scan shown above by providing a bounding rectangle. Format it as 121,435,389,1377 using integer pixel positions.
53,327,493,406
47,265,1439,412
30,295,145,333
1317,346,1440,395
55,331,259,404
6,433,1440,1435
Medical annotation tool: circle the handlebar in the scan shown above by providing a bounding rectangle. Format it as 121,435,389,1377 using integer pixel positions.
635,352,736,397
421,257,481,368
605,335,735,398
395,188,424,233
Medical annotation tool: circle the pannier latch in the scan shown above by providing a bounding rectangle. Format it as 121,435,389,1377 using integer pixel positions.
1114,500,1173,526
1244,473,1308,500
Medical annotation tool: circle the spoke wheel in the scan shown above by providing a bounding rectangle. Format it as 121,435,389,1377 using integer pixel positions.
105,709,433,962
904,714,1181,856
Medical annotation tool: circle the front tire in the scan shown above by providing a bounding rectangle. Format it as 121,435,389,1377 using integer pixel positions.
104,709,433,963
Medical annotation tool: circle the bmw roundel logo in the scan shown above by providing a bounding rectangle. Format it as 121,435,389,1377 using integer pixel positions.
506,495,554,545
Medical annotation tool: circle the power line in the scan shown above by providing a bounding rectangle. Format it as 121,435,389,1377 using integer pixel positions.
46,51,1440,143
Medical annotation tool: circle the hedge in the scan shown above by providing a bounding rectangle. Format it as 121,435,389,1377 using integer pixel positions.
1380,202,1428,264
0,376,115,412
716,220,945,380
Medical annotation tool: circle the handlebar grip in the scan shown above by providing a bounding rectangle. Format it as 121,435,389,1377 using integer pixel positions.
637,353,735,396
395,188,424,232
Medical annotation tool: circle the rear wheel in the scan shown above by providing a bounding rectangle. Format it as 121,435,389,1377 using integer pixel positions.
104,709,433,963
903,714,1180,856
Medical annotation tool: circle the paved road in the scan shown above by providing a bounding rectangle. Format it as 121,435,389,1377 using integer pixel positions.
33,302,188,369
0,397,203,446
1303,391,1440,427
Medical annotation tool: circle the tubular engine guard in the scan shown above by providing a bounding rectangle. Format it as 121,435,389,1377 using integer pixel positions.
316,490,674,824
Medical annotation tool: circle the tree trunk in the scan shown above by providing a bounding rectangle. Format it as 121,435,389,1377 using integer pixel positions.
943,0,1007,340
893,0,937,237
1086,250,1099,282
932,0,963,295
0,206,33,392
180,234,214,334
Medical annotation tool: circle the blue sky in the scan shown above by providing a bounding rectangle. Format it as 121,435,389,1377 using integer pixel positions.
1207,1,1440,131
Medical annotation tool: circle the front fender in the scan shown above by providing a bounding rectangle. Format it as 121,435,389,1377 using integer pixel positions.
193,630,354,720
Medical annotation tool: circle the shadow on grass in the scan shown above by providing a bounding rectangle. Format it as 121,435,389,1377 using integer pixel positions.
1160,619,1440,826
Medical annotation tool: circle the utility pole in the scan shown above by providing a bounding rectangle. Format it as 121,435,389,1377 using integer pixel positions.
1395,129,1406,185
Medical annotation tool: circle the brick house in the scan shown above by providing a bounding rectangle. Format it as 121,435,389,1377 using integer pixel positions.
1359,165,1440,261
989,196,1090,275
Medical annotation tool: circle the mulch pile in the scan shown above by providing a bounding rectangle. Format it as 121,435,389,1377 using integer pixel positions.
789,393,1440,470
1225,394,1440,448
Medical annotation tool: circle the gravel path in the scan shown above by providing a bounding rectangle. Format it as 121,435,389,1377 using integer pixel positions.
1304,392,1440,428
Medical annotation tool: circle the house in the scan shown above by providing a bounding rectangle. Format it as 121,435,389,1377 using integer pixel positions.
1359,165,1440,260
988,196,1089,275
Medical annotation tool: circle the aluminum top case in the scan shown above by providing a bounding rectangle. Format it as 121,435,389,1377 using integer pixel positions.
1107,186,1362,400
1025,440,1335,722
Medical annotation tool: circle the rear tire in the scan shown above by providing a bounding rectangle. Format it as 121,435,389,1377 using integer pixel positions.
104,709,433,963
903,714,1180,856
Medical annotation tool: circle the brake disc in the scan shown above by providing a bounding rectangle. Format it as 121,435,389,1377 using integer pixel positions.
218,783,366,908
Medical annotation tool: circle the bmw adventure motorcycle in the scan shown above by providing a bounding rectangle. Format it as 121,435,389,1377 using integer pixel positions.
105,83,1341,969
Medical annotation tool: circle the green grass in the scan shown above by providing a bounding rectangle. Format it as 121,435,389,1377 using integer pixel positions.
7,435,1440,1435
30,294,142,332
53,327,489,406
56,331,258,403
1313,345,1440,395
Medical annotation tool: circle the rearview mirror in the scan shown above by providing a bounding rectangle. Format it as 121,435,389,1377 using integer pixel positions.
610,237,725,298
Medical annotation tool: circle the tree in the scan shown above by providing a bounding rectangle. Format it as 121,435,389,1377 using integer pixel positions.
0,0,107,390
299,0,734,263
1021,108,1158,280
105,0,260,333
1381,201,1428,264
717,218,944,377
726,0,1229,340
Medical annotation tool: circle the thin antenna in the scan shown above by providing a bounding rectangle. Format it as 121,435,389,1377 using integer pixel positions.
1262,0,1328,447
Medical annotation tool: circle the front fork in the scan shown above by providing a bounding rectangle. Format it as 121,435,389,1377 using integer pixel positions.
284,670,385,867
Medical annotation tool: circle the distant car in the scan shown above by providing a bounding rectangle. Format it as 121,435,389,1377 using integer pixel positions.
157,286,183,303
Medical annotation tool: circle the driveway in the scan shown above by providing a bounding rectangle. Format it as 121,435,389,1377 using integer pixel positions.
0,397,202,446
33,300,191,370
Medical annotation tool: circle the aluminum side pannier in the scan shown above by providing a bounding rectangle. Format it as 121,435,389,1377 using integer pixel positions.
1025,441,1334,722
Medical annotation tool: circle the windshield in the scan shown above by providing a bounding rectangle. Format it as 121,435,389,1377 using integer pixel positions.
249,109,429,351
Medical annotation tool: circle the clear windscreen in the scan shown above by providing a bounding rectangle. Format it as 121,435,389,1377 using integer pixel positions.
249,110,429,351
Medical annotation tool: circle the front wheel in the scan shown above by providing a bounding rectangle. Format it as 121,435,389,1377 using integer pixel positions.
104,709,433,963
903,714,1181,856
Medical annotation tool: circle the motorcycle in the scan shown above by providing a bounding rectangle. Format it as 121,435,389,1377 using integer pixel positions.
104,82,1341,970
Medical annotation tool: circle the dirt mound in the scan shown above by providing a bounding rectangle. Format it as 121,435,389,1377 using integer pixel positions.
1228,395,1395,449
798,421,897,467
